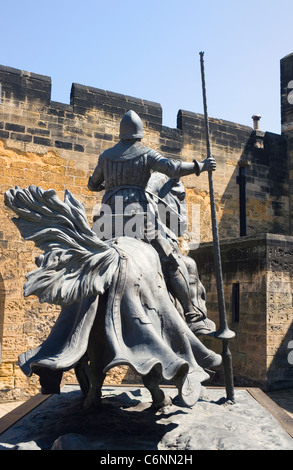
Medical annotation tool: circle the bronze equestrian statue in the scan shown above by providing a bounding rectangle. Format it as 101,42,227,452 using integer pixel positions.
4,110,221,409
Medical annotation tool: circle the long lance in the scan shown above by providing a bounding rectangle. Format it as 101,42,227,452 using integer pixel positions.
199,51,235,403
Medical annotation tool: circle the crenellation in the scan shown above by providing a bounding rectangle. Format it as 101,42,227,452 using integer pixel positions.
0,64,51,104
50,101,72,112
0,57,292,397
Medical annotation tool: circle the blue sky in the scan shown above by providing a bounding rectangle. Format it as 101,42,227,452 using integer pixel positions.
1,0,292,134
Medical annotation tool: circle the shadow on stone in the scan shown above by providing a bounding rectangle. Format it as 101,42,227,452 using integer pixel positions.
1,386,293,450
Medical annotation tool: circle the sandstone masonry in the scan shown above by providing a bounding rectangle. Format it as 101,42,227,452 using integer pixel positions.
0,56,292,398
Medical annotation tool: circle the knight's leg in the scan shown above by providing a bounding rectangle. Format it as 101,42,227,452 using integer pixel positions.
183,255,207,315
167,257,201,319
164,253,215,336
182,255,216,336
151,238,215,336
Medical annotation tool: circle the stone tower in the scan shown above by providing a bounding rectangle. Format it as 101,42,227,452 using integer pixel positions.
281,53,293,234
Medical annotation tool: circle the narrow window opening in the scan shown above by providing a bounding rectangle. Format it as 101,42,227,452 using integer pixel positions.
232,282,240,323
237,166,247,237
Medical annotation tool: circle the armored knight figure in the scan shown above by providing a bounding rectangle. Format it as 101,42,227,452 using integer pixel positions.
88,110,216,336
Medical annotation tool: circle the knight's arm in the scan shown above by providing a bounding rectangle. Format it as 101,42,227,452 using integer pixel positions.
88,154,105,192
148,152,216,178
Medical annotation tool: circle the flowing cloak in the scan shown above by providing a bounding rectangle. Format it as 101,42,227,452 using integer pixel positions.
18,237,212,406
4,185,217,406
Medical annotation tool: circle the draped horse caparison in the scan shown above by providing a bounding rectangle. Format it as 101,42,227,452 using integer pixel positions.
4,185,221,409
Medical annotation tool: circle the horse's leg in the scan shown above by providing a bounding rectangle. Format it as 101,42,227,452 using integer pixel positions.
142,368,172,409
83,295,107,410
83,351,106,410
74,355,91,396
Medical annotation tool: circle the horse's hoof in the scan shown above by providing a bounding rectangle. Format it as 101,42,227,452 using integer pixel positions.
180,379,201,407
83,391,102,411
151,394,172,411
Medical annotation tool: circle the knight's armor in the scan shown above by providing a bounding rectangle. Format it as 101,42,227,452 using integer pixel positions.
88,142,200,212
88,110,215,336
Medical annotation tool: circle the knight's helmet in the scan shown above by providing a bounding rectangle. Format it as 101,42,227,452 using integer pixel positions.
119,110,143,140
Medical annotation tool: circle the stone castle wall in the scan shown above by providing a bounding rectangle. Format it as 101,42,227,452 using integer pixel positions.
192,234,293,390
0,62,291,398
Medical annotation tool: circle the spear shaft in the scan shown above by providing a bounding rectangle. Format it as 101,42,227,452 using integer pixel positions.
199,52,235,403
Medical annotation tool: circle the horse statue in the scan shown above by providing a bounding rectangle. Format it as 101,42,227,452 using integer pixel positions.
4,183,221,410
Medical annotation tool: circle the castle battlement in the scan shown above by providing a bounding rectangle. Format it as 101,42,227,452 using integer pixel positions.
0,57,292,397
0,63,263,159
